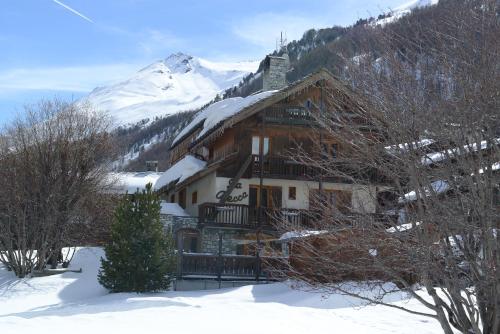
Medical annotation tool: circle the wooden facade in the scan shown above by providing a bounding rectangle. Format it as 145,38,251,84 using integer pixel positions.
159,69,389,263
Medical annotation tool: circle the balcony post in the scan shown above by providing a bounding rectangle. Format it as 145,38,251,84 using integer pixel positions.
217,233,223,288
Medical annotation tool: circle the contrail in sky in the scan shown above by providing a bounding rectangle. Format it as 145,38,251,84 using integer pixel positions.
52,0,94,23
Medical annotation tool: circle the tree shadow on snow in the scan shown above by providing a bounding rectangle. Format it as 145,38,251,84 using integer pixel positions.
249,281,413,310
0,294,191,319
0,248,191,319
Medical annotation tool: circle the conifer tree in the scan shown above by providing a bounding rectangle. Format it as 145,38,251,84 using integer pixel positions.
98,183,175,292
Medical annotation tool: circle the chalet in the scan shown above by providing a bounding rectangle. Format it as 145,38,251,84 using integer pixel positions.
152,52,390,263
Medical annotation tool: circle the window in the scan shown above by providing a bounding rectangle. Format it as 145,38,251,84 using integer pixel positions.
179,189,187,209
263,137,269,156
331,143,339,158
321,143,340,159
288,186,297,200
170,194,175,203
252,136,260,155
176,229,200,253
191,191,198,204
251,136,270,156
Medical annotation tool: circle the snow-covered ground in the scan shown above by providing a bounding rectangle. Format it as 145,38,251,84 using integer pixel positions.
0,248,443,334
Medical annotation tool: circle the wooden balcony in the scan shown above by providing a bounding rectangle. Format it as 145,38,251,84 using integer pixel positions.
262,106,316,126
251,155,320,180
198,202,317,229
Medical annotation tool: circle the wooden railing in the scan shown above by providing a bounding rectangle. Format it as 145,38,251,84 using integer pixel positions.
180,253,260,278
207,143,238,165
198,203,318,229
252,155,319,179
263,106,315,125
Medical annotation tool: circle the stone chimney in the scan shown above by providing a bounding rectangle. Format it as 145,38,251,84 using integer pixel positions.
262,52,289,91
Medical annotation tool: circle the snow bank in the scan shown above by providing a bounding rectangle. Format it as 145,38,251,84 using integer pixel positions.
154,155,206,190
172,90,277,146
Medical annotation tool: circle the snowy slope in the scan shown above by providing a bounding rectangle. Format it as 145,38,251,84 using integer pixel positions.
0,247,443,334
83,53,259,127
376,0,439,25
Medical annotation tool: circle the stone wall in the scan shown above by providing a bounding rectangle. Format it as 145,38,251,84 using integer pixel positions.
161,214,247,255
200,228,243,254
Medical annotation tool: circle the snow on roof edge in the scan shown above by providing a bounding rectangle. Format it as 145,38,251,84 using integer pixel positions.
154,155,206,190
171,90,278,147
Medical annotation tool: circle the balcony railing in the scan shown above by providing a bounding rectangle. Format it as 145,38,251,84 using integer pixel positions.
179,253,260,278
198,202,318,229
251,155,319,179
263,106,316,125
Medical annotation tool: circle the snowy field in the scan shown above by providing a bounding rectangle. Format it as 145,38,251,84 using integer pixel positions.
0,248,444,334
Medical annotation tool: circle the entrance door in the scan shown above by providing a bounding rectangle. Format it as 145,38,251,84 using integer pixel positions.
249,185,282,209
249,185,282,225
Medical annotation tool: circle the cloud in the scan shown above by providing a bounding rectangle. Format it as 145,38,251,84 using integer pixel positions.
232,12,331,50
52,0,94,23
0,63,140,94
138,29,186,57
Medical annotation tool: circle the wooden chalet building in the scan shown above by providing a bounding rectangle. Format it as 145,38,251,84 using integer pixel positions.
154,55,387,259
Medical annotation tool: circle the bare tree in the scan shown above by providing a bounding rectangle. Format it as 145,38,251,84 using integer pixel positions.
273,1,500,333
0,100,117,277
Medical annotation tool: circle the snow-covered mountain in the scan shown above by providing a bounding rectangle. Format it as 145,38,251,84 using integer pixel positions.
84,53,259,127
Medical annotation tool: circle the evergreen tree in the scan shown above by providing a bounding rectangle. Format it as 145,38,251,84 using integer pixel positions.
98,183,175,293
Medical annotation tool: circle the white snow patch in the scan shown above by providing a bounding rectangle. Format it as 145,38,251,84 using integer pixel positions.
172,90,277,146
154,155,206,190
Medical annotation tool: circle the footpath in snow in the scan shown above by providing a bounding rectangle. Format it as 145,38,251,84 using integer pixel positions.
0,247,443,334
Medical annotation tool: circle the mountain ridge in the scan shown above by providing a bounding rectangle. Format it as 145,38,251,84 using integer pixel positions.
83,53,259,127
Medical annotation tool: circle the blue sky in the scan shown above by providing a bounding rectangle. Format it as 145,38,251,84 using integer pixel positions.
0,0,405,124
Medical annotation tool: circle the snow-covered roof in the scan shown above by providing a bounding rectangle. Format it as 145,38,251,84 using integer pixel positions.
399,180,449,204
154,155,206,190
172,90,277,146
110,172,163,194
160,202,189,216
385,139,435,155
478,162,500,174
279,230,328,242
386,221,422,233
421,138,500,165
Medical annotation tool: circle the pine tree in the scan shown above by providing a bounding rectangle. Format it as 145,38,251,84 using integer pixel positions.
98,183,175,293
